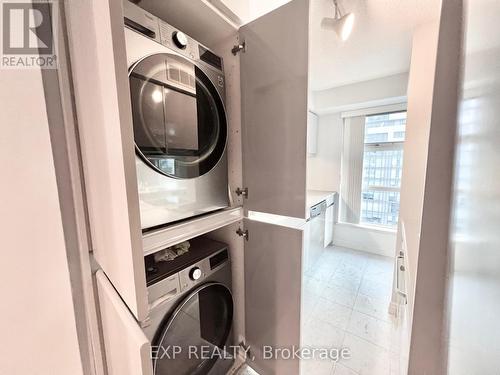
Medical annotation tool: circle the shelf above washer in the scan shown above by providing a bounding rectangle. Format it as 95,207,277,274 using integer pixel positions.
142,207,243,256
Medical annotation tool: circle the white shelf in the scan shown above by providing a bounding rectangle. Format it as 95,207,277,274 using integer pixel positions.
142,207,243,256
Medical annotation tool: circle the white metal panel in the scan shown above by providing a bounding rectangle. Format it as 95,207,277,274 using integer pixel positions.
240,0,309,219
65,0,148,320
244,218,304,374
142,207,243,256
96,271,153,375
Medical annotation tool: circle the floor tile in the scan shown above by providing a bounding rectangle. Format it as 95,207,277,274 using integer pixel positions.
333,363,359,375
353,293,394,323
330,270,363,291
302,319,345,348
340,333,391,375
321,284,357,308
346,310,394,350
310,262,338,281
301,294,318,324
304,276,326,296
301,246,401,375
312,297,353,330
320,249,345,264
358,278,393,302
300,358,336,375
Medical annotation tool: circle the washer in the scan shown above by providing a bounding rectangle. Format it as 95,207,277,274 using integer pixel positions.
123,1,229,230
143,237,234,375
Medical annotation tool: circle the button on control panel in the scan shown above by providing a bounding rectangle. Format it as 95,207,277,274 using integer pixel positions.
189,267,202,281
159,20,199,60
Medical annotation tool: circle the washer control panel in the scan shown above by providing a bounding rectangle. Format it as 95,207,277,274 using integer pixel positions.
178,248,229,292
146,246,229,310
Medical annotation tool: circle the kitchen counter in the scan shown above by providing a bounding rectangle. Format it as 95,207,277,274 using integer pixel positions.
306,190,337,208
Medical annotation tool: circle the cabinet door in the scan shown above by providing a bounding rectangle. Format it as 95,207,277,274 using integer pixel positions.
65,0,148,321
96,271,153,375
240,0,309,219
244,218,304,374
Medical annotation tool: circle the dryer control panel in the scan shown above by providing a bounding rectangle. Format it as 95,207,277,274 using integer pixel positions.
123,0,224,72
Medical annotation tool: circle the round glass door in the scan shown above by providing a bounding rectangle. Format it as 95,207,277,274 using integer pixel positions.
129,53,227,179
153,283,233,375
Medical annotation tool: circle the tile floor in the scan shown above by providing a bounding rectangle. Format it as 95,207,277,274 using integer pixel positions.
301,246,402,375
230,246,404,375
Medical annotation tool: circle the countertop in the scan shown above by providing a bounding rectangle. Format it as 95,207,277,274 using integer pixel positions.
306,190,337,208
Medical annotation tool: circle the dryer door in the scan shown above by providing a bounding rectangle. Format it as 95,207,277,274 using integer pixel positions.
152,282,233,375
129,53,227,179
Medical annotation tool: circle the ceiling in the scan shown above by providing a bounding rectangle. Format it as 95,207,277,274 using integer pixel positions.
309,0,441,91
218,0,440,91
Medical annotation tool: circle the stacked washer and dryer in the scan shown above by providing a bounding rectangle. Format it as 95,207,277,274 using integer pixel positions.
124,1,229,231
121,2,235,374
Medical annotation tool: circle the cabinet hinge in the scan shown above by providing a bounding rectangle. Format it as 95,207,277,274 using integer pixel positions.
236,227,249,241
231,41,246,55
235,187,248,198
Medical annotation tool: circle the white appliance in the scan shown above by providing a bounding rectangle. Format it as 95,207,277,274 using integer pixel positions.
97,237,234,375
124,2,229,230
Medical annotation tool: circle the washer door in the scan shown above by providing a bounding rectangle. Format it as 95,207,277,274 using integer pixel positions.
153,283,233,375
129,53,227,179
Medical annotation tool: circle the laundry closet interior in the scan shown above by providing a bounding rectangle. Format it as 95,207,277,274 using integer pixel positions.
64,0,317,374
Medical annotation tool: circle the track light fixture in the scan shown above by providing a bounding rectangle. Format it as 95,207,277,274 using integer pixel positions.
322,0,355,41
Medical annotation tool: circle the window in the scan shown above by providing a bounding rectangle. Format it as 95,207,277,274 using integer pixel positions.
361,112,406,227
340,110,406,228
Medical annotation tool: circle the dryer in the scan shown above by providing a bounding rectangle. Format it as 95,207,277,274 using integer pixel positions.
123,1,229,230
143,237,234,375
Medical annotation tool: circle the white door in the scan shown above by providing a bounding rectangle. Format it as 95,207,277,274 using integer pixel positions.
64,0,149,321
240,1,310,374
244,218,304,375
240,0,310,220
96,271,153,375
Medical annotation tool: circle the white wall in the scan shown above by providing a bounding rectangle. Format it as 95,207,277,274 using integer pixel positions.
218,0,291,24
333,224,397,258
395,21,439,372
397,21,439,329
313,72,408,114
445,0,500,373
0,69,84,374
307,113,343,192
401,1,463,371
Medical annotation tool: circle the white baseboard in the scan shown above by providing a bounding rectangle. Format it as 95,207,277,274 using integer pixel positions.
332,222,397,257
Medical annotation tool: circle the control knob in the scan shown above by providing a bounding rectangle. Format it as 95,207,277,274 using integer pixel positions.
189,267,202,281
172,31,188,49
